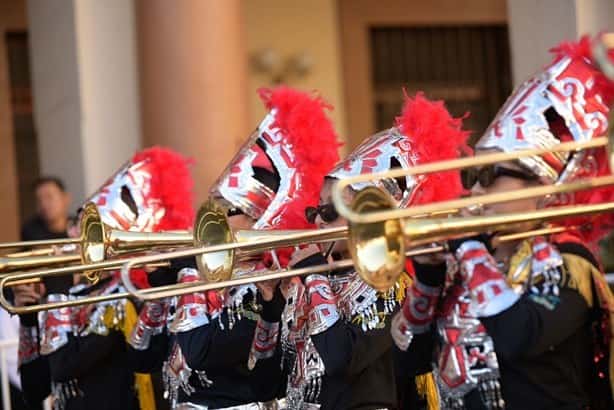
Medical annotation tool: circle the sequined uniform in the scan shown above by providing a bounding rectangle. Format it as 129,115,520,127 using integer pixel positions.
258,253,404,410
18,147,195,410
174,289,284,408
19,279,140,410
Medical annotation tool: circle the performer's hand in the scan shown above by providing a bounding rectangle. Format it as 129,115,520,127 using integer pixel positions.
280,277,300,300
452,240,519,317
13,283,44,307
256,279,280,302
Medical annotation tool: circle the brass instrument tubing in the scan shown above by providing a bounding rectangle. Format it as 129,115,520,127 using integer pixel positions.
333,137,609,224
0,238,80,250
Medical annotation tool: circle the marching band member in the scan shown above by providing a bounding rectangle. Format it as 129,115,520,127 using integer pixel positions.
15,147,194,410
255,92,470,409
392,35,614,409
129,85,341,409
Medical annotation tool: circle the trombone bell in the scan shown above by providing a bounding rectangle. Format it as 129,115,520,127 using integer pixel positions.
348,187,405,291
79,202,193,281
192,199,336,283
194,200,235,283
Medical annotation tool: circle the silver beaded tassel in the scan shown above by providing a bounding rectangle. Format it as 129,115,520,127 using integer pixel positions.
51,380,82,410
478,379,505,410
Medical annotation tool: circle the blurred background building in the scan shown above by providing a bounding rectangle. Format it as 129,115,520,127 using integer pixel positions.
0,0,613,244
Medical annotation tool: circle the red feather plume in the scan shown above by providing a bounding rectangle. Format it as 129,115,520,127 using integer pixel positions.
257,86,341,268
258,86,342,230
395,92,472,205
548,35,614,245
550,35,614,106
131,146,195,231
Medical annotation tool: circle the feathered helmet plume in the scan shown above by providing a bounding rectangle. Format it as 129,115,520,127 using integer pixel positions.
209,86,341,230
328,92,471,207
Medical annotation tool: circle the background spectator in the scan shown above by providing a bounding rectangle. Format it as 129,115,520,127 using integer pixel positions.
21,177,71,241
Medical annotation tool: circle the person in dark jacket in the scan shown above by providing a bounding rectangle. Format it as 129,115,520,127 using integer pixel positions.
16,147,194,410
392,35,614,410
21,177,72,242
256,92,469,410
127,86,341,409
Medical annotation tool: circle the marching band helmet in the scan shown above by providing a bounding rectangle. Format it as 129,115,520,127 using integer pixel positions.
475,34,614,243
209,86,341,230
86,146,195,232
328,92,471,207
476,35,614,186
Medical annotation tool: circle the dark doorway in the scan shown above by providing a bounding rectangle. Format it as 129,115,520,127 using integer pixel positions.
370,25,512,142
6,31,39,224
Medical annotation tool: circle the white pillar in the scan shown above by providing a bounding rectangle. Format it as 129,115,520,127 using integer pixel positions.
507,0,614,86
575,0,614,36
28,0,141,205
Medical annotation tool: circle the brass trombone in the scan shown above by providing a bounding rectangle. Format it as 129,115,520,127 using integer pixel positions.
328,115,614,288
0,237,80,251
0,198,454,311
3,244,77,258
0,202,193,283
0,200,348,289
0,253,80,274
0,244,81,274
115,195,614,299
0,222,582,314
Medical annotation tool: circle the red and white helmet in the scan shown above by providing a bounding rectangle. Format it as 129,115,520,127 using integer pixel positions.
210,86,341,230
476,35,614,243
328,92,471,207
86,147,195,232
476,35,614,187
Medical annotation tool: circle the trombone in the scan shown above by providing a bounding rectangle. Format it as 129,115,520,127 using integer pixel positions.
117,224,570,301
2,244,77,258
0,198,454,311
0,244,81,273
0,224,572,313
114,187,614,299
0,202,193,283
328,105,614,288
0,252,80,274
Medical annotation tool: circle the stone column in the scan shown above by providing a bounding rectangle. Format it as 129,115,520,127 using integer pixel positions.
137,0,249,204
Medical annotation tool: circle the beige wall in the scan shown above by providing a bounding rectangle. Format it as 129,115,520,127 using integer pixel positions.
28,0,86,206
243,0,347,150
576,0,614,35
0,0,26,241
507,0,614,86
137,0,249,204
